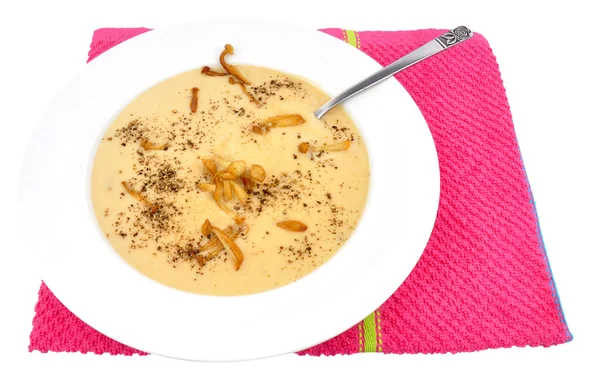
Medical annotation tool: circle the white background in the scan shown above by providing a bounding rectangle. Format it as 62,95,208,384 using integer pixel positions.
1,0,598,387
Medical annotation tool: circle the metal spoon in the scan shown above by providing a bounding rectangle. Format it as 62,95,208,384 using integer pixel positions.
314,26,473,119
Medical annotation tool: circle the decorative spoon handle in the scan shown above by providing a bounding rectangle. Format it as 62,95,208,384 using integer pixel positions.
314,26,473,119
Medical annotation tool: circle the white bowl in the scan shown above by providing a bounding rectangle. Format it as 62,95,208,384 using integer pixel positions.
19,20,439,361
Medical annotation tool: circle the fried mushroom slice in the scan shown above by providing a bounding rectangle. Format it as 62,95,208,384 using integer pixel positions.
252,114,306,135
228,77,260,106
202,159,218,177
298,140,351,155
227,161,246,178
140,138,168,151
220,44,250,85
313,140,351,152
190,87,199,113
230,180,249,204
121,181,158,214
211,225,244,270
276,220,308,232
197,183,216,193
201,66,227,76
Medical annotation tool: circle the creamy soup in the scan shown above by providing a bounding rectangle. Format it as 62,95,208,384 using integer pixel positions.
91,47,369,296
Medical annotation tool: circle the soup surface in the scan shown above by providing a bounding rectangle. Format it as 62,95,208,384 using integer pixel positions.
91,61,369,296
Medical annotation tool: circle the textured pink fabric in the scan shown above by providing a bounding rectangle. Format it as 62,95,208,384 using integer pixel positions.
30,282,145,355
30,27,571,356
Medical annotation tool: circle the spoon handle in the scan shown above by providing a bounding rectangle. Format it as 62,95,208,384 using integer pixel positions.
314,26,474,119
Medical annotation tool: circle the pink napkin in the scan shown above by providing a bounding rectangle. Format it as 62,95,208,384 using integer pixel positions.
29,27,572,356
